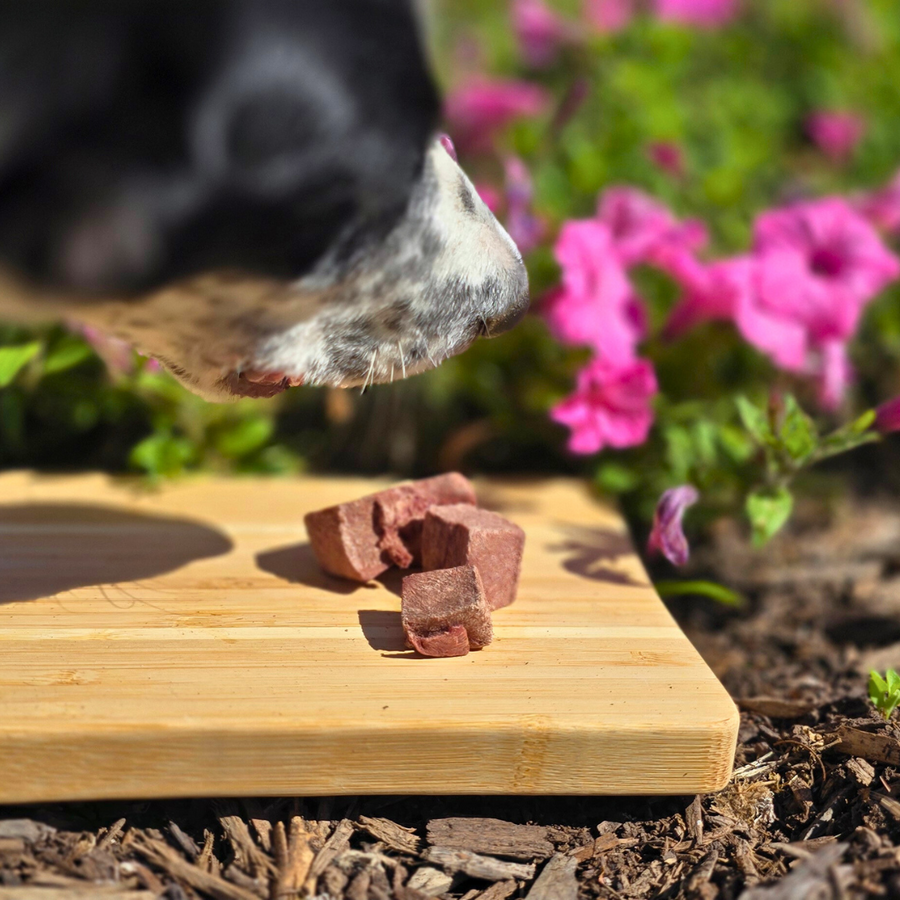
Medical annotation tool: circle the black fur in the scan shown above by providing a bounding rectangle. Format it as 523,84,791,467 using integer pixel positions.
0,0,440,296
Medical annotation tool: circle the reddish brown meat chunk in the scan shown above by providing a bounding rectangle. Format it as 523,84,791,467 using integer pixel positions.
406,624,471,658
304,473,476,582
401,565,493,657
422,504,525,610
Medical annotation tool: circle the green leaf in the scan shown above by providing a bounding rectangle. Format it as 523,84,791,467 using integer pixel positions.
850,410,876,435
869,669,900,721
870,670,888,702
746,486,793,547
214,416,274,458
595,462,640,494
779,395,817,462
655,579,744,607
0,342,41,387
129,432,196,478
736,396,775,448
42,337,94,375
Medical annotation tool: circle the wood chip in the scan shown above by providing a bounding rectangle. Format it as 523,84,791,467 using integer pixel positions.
197,828,221,876
406,865,454,896
0,821,56,842
422,847,535,882
132,832,260,900
845,757,875,787
477,882,519,900
308,819,354,882
220,816,275,879
95,819,126,852
738,697,816,719
738,843,848,899
270,818,315,899
684,796,704,845
872,792,900,821
358,816,420,854
524,854,578,900
0,890,156,900
823,724,900,765
250,820,273,854
426,818,552,860
167,821,200,860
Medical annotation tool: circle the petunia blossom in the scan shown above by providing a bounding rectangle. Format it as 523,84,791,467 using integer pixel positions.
667,198,900,408
856,169,900,235
551,356,657,454
647,485,699,566
596,186,707,271
664,255,808,372
503,156,545,255
654,0,740,27
583,0,635,33
542,219,644,363
875,396,900,435
511,0,577,68
806,111,866,163
444,79,550,153
752,198,900,345
648,141,685,178
68,321,135,375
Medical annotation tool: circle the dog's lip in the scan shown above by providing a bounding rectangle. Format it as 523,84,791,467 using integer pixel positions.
222,370,304,398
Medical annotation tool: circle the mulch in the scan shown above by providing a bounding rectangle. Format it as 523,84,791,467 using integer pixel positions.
3,497,900,899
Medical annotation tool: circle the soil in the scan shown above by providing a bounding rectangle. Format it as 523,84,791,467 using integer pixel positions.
3,498,900,899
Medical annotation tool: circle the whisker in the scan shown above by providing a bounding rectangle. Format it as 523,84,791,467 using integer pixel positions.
361,348,378,394
398,342,407,380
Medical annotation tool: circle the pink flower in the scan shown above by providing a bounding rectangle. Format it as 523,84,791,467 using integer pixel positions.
503,156,545,255
444,79,551,153
875,396,900,434
654,0,740,27
542,219,644,363
648,141,685,178
67,321,135,375
596,186,707,270
665,256,808,371
647,485,699,566
511,0,577,68
551,356,657,454
475,182,502,215
856,170,900,234
753,198,900,343
583,0,636,32
667,198,899,408
806,111,866,163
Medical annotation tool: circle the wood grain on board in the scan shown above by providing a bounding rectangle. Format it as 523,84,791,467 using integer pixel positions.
0,472,738,801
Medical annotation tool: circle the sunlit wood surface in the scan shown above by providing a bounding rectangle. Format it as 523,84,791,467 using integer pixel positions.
0,472,738,801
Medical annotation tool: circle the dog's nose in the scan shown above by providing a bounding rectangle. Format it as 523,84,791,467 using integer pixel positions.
483,301,529,337
482,267,530,337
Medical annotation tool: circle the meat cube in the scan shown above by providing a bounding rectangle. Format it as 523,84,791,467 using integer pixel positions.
304,473,476,582
406,624,471,658
421,504,525,610
401,565,493,656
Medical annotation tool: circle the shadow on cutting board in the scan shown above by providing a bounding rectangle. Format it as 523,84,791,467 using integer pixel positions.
0,504,232,605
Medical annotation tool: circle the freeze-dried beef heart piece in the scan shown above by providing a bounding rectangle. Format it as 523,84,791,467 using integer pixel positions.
401,565,493,657
422,504,525,610
304,474,476,582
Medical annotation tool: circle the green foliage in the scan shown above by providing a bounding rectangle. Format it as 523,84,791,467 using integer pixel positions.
746,487,794,548
869,669,900,721
0,343,40,387
655,579,743,606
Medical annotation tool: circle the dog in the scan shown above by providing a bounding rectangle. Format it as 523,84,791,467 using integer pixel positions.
0,0,529,400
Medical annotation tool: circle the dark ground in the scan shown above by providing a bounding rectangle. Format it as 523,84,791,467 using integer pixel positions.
3,497,900,900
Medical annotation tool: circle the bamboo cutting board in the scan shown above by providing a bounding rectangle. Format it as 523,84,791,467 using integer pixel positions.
0,472,738,802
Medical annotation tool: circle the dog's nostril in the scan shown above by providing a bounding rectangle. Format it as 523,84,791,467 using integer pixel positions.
482,301,529,338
